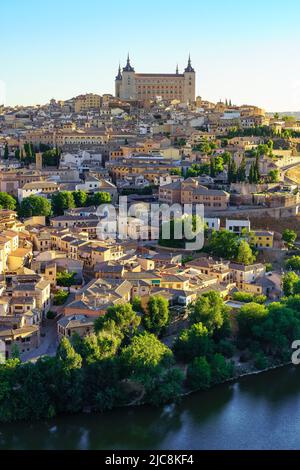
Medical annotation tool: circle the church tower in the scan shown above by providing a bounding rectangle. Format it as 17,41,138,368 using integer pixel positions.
183,54,196,104
115,64,122,99
120,54,136,100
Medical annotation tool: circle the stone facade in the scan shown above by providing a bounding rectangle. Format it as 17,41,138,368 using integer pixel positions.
115,55,196,104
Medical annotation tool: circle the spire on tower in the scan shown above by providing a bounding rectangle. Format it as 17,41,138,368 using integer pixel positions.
123,53,135,72
115,63,122,81
176,64,179,74
184,54,195,73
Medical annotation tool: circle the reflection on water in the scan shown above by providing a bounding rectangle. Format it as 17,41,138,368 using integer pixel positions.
0,366,300,450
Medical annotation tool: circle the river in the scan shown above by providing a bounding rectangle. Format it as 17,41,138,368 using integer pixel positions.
1,366,300,450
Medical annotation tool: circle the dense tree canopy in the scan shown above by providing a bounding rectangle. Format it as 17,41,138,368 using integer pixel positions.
51,191,75,216
174,322,214,361
286,256,300,272
53,290,69,306
189,291,229,333
187,356,211,390
283,230,297,248
237,303,268,339
236,240,255,265
143,296,170,335
0,192,17,211
94,303,141,343
72,190,88,208
56,270,76,288
18,195,51,218
87,192,111,206
207,230,240,260
282,272,300,297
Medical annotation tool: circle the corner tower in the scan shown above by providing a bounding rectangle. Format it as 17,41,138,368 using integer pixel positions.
120,54,136,100
183,54,196,104
115,64,122,99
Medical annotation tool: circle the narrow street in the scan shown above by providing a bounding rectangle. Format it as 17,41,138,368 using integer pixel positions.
21,320,59,363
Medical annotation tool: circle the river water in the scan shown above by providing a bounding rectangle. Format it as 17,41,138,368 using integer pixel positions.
1,366,300,450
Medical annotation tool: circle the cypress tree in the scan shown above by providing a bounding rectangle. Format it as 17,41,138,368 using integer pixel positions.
210,158,216,177
238,156,246,182
231,160,238,183
4,144,9,159
227,156,232,184
249,163,254,184
255,155,260,183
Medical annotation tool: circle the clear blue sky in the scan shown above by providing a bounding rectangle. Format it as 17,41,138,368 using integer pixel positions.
1,0,300,111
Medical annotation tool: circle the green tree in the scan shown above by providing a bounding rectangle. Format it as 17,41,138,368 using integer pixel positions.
208,229,240,260
42,148,61,167
237,303,268,339
282,229,297,248
248,162,255,184
72,190,88,208
81,358,121,412
51,191,75,216
186,163,210,178
18,195,51,218
221,140,229,148
143,296,170,335
11,343,20,360
236,240,255,265
53,290,69,306
210,156,224,177
228,157,238,184
94,303,141,342
237,156,247,182
187,356,212,390
286,256,300,272
4,144,9,159
147,367,184,406
120,332,174,382
254,352,269,370
210,353,234,384
23,143,35,164
189,291,228,333
268,169,279,183
132,296,144,314
0,192,17,210
170,168,181,176
56,270,76,287
56,337,82,371
87,192,111,206
216,338,236,358
255,154,261,182
252,302,300,360
174,322,214,361
282,272,299,296
233,292,266,304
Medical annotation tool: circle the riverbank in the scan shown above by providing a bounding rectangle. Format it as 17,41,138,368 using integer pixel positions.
1,365,300,450
99,360,293,413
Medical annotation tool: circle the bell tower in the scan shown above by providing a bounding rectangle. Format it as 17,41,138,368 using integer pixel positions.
120,54,136,100
183,54,196,104
115,63,122,99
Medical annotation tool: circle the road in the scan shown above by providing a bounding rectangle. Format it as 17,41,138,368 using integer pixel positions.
21,320,58,363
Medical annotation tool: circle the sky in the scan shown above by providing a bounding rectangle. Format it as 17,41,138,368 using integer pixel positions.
1,0,300,111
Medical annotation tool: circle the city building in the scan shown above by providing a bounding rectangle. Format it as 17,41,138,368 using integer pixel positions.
115,55,196,103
